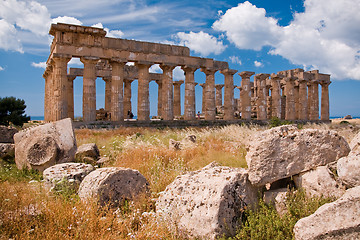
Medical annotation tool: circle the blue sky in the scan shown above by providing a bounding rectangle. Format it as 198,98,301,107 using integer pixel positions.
0,0,359,118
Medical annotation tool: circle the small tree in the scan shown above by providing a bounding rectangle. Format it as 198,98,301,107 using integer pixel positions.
0,97,30,126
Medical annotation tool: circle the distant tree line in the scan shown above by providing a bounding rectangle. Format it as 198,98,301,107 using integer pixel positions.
0,97,30,126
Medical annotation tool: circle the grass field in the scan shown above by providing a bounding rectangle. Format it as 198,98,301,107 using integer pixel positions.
0,121,358,239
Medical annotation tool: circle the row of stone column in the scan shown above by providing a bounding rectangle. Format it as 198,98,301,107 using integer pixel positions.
44,55,330,122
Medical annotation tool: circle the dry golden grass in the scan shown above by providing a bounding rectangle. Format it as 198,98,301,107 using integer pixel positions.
1,122,357,239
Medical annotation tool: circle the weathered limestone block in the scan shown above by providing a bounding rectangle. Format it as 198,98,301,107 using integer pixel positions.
169,139,181,150
293,166,345,198
156,162,260,239
75,143,100,163
78,167,149,207
246,125,350,186
14,118,77,172
43,163,94,192
349,131,360,154
0,125,18,143
293,186,360,240
337,152,360,188
0,143,15,159
263,188,288,216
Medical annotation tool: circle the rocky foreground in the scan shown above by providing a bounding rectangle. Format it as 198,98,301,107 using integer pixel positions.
1,119,360,239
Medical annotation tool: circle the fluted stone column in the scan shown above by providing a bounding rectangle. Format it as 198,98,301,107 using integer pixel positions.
81,56,99,122
182,66,197,120
281,85,286,120
199,83,206,114
202,68,217,120
270,73,282,119
321,81,330,120
67,75,76,120
123,79,134,118
155,80,162,117
256,73,270,120
53,54,71,121
43,68,50,122
285,76,297,120
308,80,319,120
298,79,308,120
110,59,125,122
221,69,237,120
215,84,224,107
294,84,300,119
239,71,255,120
104,77,112,112
161,64,176,120
173,80,183,116
136,62,152,121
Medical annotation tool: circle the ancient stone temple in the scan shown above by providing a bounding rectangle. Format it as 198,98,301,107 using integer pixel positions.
43,23,331,123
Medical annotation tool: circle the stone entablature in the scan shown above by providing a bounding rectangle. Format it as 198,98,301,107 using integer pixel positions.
44,23,331,123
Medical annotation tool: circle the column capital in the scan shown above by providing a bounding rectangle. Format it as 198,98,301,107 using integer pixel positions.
271,73,284,80
102,76,112,82
135,61,154,68
255,73,270,80
80,56,100,64
160,63,177,71
67,75,76,81
124,78,135,84
220,68,237,75
173,80,184,86
285,76,297,82
320,81,331,87
199,83,206,87
239,71,255,78
181,65,198,73
53,53,71,64
215,84,224,89
201,68,217,75
307,79,320,86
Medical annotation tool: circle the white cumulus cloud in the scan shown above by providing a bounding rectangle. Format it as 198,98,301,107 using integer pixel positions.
52,16,82,25
68,58,83,66
0,66,4,71
229,56,242,65
0,19,23,52
92,23,124,38
149,64,162,73
31,61,46,69
213,0,360,80
254,61,263,67
175,31,227,57
173,66,185,80
213,1,281,51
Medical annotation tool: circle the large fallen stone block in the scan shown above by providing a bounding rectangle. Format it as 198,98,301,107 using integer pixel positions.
293,186,360,240
337,152,360,188
156,162,260,240
0,125,18,143
14,118,77,172
246,125,350,186
43,163,94,192
349,130,360,153
78,167,149,207
293,166,345,198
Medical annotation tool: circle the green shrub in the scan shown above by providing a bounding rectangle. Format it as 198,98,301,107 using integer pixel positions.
269,117,292,128
224,189,334,240
0,161,42,182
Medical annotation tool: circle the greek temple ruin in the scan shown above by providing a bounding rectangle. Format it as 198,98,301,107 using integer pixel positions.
43,23,331,123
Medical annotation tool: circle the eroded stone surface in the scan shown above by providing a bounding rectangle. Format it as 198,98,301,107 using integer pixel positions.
293,166,346,198
43,163,94,191
293,186,360,240
0,125,18,143
75,143,100,163
246,125,350,186
263,188,288,216
0,143,15,159
349,131,360,154
156,162,260,239
337,152,360,188
78,167,149,207
14,118,77,172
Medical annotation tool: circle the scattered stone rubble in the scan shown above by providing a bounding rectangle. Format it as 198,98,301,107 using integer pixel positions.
13,118,77,172
0,125,18,143
75,143,100,164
